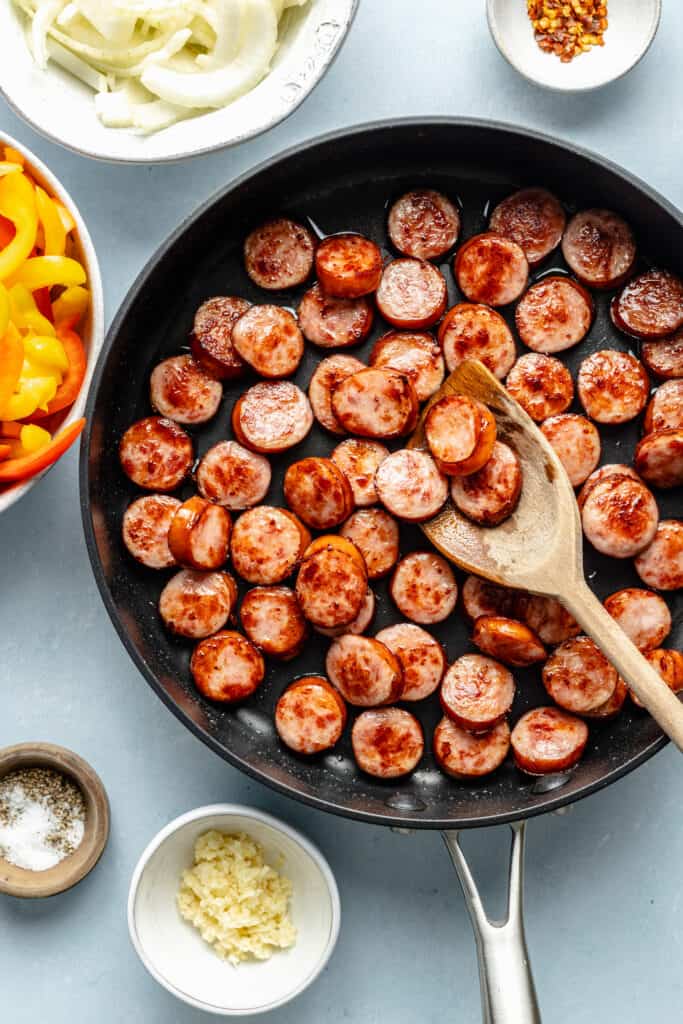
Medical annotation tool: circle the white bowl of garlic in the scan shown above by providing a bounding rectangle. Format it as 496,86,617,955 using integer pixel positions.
0,0,358,164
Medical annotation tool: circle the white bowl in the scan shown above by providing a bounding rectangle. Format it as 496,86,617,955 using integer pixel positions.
0,2,357,164
0,131,104,516
487,0,661,92
128,804,341,1016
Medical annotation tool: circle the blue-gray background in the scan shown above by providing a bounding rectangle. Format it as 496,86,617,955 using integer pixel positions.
1,3,681,1021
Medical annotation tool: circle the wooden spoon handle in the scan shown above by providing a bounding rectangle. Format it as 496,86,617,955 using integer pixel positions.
561,580,683,753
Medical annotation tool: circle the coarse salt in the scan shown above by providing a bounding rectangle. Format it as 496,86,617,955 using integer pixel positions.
0,769,86,872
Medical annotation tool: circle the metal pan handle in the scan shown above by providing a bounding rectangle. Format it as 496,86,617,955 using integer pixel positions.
442,823,541,1024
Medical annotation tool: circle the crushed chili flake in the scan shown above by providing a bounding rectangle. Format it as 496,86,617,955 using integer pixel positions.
527,1,608,63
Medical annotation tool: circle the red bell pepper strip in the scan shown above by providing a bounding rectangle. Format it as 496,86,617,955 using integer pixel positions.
0,417,84,484
33,286,53,322
0,215,15,248
29,326,86,420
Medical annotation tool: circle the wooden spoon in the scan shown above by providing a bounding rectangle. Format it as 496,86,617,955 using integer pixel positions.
409,359,683,752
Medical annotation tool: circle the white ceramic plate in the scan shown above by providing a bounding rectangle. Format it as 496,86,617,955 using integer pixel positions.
487,0,661,92
0,2,357,164
128,805,341,1016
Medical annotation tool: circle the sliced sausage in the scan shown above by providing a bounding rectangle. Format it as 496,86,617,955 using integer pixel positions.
232,381,313,454
331,368,418,439
450,440,522,525
244,217,315,290
631,649,683,708
438,303,517,380
375,449,448,522
581,475,658,558
635,520,683,591
308,353,365,435
583,678,628,720
472,616,546,667
315,588,376,639
240,586,308,660
641,331,683,380
375,623,446,701
489,188,565,267
643,380,683,433
296,536,367,629
505,353,574,422
351,708,424,779
540,413,601,487
577,464,642,511
283,457,354,530
434,717,510,779
369,331,445,401
159,569,237,639
331,438,389,507
424,395,497,476
514,593,580,645
231,305,304,378
119,416,193,492
190,296,249,379
168,496,231,571
561,209,636,289
388,189,461,261
191,630,265,703
196,440,271,510
275,677,347,754
375,258,447,330
577,349,649,424
230,506,310,584
542,635,617,713
461,575,516,621
634,429,683,489
515,276,593,355
455,233,529,307
390,552,458,625
149,354,223,425
122,494,180,569
326,634,403,707
604,588,672,652
511,707,588,775
340,508,400,579
440,653,515,733
298,282,373,348
315,233,383,298
612,270,683,340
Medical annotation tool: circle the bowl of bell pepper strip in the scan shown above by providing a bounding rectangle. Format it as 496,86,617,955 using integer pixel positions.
0,132,104,514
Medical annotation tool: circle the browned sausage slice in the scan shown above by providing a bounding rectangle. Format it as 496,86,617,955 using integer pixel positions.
315,588,376,639
331,368,418,439
515,276,593,355
388,189,461,261
150,354,223,425
424,395,497,476
196,440,271,510
505,353,574,422
375,623,446,701
390,552,458,624
298,282,374,348
351,708,424,778
583,678,628,720
376,258,447,330
240,586,308,659
472,616,546,667
230,507,309,585
275,677,347,754
455,233,529,307
641,331,683,380
296,536,367,629
604,588,671,651
511,707,588,775
284,457,354,530
119,416,193,492
168,496,231,570
644,380,683,433
159,569,237,639
191,630,265,702
308,353,365,435
581,476,659,558
542,635,617,713
513,593,580,645
461,575,516,621
326,634,403,706
438,303,517,380
612,270,683,340
340,508,399,579
441,653,515,732
434,717,510,779
232,305,304,378
190,296,249,379
450,440,522,525
630,649,683,707
370,331,445,401
540,414,601,487
489,188,565,267
122,494,180,569
315,233,383,298
232,381,313,454
561,209,636,289
375,449,448,522
577,464,642,511
634,429,683,489
635,520,683,591
244,217,315,290
331,438,389,507
577,350,649,424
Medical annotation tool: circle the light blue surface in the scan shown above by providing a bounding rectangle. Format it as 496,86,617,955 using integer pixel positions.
1,3,681,1021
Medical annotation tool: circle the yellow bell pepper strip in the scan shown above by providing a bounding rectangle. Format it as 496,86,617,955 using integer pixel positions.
0,322,24,414
30,327,87,420
4,147,25,167
35,186,67,256
52,285,89,326
54,201,75,235
9,283,55,336
0,171,38,282
0,282,9,338
23,335,68,375
19,423,51,454
2,376,58,421
8,254,86,291
0,162,23,178
0,417,84,484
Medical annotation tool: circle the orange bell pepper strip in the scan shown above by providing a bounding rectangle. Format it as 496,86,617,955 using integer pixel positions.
0,417,84,484
0,444,10,460
0,421,22,439
0,322,24,415
29,326,86,420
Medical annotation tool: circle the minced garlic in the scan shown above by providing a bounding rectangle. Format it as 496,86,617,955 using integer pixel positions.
177,830,297,966
527,1,608,62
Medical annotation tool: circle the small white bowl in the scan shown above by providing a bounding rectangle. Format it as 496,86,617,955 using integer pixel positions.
128,804,341,1016
487,0,661,92
0,1,357,164
0,131,104,516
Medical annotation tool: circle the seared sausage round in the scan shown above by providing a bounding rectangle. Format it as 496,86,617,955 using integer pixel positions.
542,635,618,713
612,270,683,340
244,217,315,290
511,707,588,775
340,508,400,579
515,276,593,354
375,449,448,522
240,586,308,660
326,634,403,706
331,368,418,439
284,457,354,530
581,475,659,558
388,189,460,261
390,552,458,624
634,429,683,489
296,536,367,629
561,209,636,289
583,678,629,720
634,520,683,591
370,331,445,401
641,332,683,380
438,303,516,379
308,353,365,435
232,305,304,378
159,569,237,639
472,616,546,667
376,258,447,329
424,394,497,476
604,588,672,651
455,232,529,307
331,438,389,507
150,354,223,425
232,381,313,454
643,380,683,433
577,464,642,511
168,496,231,571
351,708,424,779
122,494,180,569
190,296,249,379
196,440,271,510
315,233,383,298
315,588,376,639
514,593,580,645
375,623,446,701
191,630,265,702
489,188,565,267
434,717,511,779
230,506,309,585
577,349,649,424
461,575,516,621
275,677,347,754
119,416,193,492
450,440,522,525
540,414,601,487
631,649,683,707
505,353,574,422
440,653,515,733
298,282,374,348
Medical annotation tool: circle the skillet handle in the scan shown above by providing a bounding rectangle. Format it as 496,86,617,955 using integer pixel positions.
442,823,541,1024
